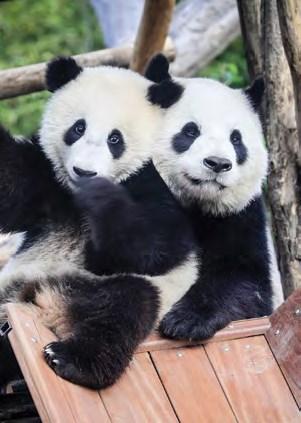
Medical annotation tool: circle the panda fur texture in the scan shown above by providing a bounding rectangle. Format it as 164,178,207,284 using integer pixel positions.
145,55,284,341
0,57,199,389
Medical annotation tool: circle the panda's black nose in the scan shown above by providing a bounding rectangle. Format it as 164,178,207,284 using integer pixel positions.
203,156,232,173
73,166,97,178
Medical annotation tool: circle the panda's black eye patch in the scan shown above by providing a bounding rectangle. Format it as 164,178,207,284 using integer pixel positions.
230,129,248,164
64,119,86,146
182,122,200,138
230,129,242,145
107,129,125,159
172,121,200,154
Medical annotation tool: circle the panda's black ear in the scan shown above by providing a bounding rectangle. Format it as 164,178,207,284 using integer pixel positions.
147,79,184,109
145,54,171,83
244,76,265,111
46,56,83,92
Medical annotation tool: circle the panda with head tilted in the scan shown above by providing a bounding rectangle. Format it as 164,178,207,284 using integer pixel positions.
0,57,199,388
145,54,284,341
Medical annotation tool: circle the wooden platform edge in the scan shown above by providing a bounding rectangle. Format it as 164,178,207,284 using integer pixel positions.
137,316,271,352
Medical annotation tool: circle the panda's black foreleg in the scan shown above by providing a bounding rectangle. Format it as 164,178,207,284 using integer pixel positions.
43,274,159,389
0,126,56,232
159,270,273,341
76,176,195,276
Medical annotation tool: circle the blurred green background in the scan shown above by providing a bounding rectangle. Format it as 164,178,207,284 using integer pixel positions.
0,0,247,136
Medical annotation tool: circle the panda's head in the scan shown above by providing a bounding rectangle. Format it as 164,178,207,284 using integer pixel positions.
147,58,267,215
40,56,183,190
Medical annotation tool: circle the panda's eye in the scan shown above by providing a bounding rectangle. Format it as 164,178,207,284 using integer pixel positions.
74,120,86,136
182,122,200,138
230,129,242,145
64,119,86,145
108,130,123,145
107,129,125,159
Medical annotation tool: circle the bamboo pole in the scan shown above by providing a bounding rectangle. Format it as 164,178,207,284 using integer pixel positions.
130,0,175,74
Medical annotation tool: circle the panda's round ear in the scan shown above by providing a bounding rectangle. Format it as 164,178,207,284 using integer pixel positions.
147,79,184,109
145,54,171,83
46,56,83,92
244,76,265,111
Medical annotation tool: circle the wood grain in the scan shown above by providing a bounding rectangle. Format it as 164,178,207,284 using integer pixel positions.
266,287,301,408
151,346,236,422
130,0,175,73
137,317,270,353
0,42,175,99
100,352,177,423
7,303,110,423
206,336,300,422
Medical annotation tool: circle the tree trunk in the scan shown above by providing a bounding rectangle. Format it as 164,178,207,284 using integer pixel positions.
236,0,262,78
238,0,301,296
263,1,301,296
277,0,301,154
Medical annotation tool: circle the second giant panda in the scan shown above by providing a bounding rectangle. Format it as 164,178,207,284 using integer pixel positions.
145,55,284,341
0,57,199,388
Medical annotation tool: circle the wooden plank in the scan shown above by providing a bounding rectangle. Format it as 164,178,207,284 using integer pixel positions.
100,353,177,423
7,303,111,423
151,346,236,423
205,336,300,422
266,287,301,408
138,317,270,353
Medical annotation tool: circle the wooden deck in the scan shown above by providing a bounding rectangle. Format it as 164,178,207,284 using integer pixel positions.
4,291,301,422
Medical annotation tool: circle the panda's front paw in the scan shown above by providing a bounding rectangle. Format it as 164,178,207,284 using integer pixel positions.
43,340,126,389
43,341,82,385
159,305,228,341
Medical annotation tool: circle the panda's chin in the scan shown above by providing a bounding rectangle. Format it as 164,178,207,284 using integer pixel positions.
184,174,225,191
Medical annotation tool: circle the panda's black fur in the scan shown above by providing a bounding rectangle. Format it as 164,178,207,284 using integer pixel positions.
159,196,272,340
145,54,278,341
0,58,197,389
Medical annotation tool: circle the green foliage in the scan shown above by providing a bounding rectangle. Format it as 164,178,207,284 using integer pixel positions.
0,0,103,136
198,38,248,88
0,1,247,136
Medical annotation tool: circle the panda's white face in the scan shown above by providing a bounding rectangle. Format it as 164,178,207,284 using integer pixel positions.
40,66,162,190
154,78,268,215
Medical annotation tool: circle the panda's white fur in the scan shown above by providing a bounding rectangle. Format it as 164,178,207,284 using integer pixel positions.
40,67,162,189
149,74,283,328
154,78,268,216
0,60,200,388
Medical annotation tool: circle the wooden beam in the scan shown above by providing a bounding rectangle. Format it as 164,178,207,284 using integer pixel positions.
130,0,175,74
0,43,175,100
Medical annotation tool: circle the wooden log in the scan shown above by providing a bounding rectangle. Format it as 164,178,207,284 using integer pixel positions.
277,0,301,153
130,0,175,74
171,0,240,77
0,43,175,100
237,0,262,79
263,0,301,295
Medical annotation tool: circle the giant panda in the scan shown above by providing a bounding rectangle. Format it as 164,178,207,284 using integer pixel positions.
145,54,284,341
0,57,200,389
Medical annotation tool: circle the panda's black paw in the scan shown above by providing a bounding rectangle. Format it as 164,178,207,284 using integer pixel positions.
159,306,228,341
75,177,132,217
43,341,81,385
43,340,125,389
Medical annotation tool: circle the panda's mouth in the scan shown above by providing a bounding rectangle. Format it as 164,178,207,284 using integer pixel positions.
184,174,226,190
